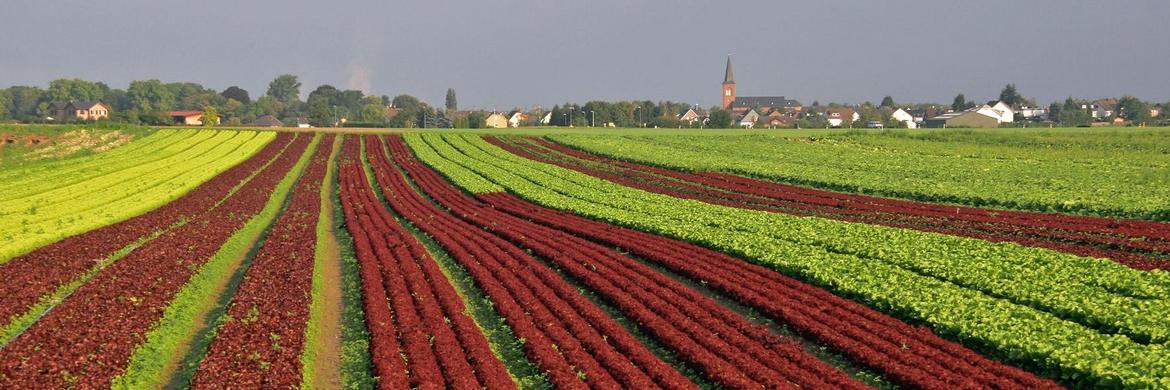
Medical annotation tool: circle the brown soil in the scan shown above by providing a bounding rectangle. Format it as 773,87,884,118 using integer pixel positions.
20,130,131,160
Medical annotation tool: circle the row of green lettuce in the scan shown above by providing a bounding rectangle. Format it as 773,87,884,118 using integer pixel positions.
405,133,1170,388
547,132,1170,220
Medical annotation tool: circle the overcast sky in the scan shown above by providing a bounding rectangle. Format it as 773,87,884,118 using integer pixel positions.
2,0,1168,109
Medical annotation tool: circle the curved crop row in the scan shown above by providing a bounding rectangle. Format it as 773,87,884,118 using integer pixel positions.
189,135,335,387
548,133,1170,220
454,135,1170,344
382,135,866,389
0,129,192,197
408,133,1170,388
481,193,1059,389
0,130,276,262
0,135,312,389
0,133,297,343
363,135,695,389
334,137,514,389
499,136,1170,270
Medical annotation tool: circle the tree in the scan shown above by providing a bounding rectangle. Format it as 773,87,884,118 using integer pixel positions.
48,79,106,102
1117,96,1150,123
266,74,302,105
423,109,452,128
1058,98,1091,126
388,94,427,128
127,79,176,113
445,88,457,111
0,89,10,120
707,109,733,128
879,96,896,108
221,86,251,104
952,94,970,111
253,96,283,116
1047,102,1062,122
306,85,341,127
201,106,219,126
467,112,486,128
360,102,385,123
999,84,1022,107
5,86,46,119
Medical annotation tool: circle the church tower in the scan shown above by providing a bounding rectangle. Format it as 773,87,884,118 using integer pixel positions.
721,55,736,109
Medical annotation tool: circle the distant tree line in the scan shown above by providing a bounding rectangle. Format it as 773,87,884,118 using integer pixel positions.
0,75,453,128
1,79,1166,128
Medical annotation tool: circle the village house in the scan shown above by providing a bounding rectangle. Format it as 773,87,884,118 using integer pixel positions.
889,108,918,128
1090,99,1117,119
737,109,760,128
166,111,219,126
761,110,795,128
507,111,529,128
484,112,509,128
981,101,1015,123
1015,106,1049,121
383,106,402,122
251,115,284,127
678,107,705,124
825,107,859,127
924,110,1000,128
49,101,111,121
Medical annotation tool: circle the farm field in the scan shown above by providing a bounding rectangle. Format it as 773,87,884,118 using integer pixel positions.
1,125,1169,389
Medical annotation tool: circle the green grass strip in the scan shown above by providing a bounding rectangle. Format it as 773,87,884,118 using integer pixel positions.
0,233,157,348
300,135,343,388
336,136,376,389
110,134,320,389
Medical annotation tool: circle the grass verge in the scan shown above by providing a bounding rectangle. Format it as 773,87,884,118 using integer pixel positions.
301,135,345,388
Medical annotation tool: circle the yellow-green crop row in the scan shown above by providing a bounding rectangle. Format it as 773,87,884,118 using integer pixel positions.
0,130,194,196
407,133,1170,388
0,130,276,263
0,131,234,220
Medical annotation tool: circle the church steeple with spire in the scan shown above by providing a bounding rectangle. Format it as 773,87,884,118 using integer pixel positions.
722,55,736,109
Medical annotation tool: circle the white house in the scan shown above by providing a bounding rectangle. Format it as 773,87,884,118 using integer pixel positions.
507,111,527,128
679,108,704,124
1091,99,1117,119
986,101,1014,123
737,109,760,128
890,108,917,128
825,108,859,127
1015,106,1049,120
539,112,552,125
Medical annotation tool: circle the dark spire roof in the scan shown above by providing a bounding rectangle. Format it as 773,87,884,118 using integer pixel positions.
723,55,735,84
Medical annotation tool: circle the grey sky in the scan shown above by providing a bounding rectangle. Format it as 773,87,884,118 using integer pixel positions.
2,0,1168,109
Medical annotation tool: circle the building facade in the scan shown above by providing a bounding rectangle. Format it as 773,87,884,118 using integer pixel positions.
721,56,801,116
